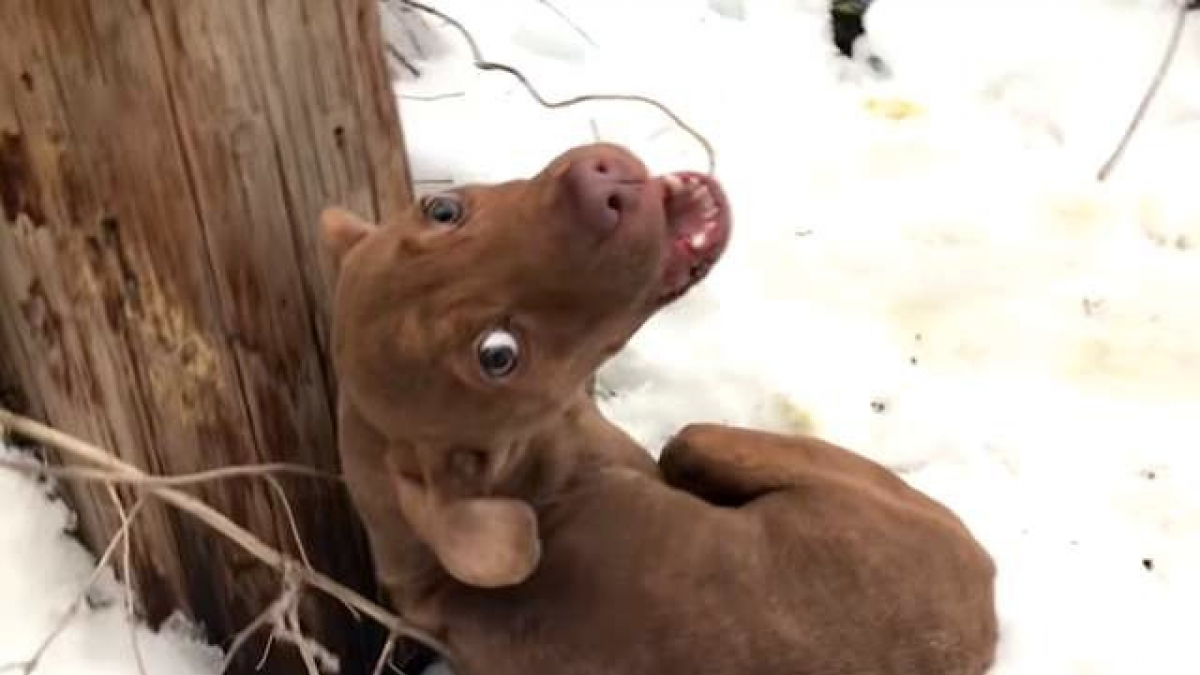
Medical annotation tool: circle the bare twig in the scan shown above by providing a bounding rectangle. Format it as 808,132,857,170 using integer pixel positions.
384,0,431,59
0,455,341,487
370,633,399,675
264,474,314,571
255,632,278,671
2,453,330,578
1097,1,1191,180
401,13,431,60
220,592,285,673
283,596,338,675
399,0,716,174
0,409,449,657
400,92,466,101
221,567,339,675
386,44,423,79
107,487,150,675
0,497,147,675
536,0,598,48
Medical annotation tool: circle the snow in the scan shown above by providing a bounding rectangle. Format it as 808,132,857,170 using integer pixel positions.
3,0,1197,673
0,446,222,675
396,0,1200,673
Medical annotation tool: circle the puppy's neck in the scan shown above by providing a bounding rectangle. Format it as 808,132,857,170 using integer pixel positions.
344,390,657,511
516,394,660,507
339,391,656,615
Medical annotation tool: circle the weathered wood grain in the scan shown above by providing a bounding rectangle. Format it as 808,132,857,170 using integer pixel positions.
0,1,413,672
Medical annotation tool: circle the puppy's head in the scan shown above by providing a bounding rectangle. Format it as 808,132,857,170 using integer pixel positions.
323,143,731,586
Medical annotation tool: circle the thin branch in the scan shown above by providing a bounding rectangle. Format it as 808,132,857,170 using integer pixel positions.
2,455,327,573
386,44,423,79
220,593,283,673
255,632,278,671
264,474,314,571
0,455,341,487
384,0,431,59
107,487,149,675
283,596,338,675
221,567,339,675
401,12,430,61
0,497,147,675
0,408,449,656
399,0,716,175
1097,1,1191,180
400,92,465,102
284,594,323,675
536,0,598,48
370,633,399,675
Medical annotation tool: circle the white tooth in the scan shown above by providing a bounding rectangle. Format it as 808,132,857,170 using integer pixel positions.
664,174,685,193
690,231,708,249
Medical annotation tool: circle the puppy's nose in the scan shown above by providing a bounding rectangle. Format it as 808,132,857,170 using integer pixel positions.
563,153,644,237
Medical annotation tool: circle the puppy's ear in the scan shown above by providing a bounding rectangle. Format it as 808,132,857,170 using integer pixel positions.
429,497,541,588
387,458,541,588
320,207,375,265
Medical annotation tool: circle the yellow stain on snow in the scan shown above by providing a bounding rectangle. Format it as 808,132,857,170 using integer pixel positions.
1044,192,1108,237
773,395,817,435
865,97,924,121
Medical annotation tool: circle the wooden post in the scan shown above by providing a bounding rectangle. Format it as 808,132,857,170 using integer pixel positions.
0,1,413,673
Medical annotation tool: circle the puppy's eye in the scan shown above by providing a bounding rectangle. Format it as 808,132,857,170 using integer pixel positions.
421,195,464,226
477,329,520,379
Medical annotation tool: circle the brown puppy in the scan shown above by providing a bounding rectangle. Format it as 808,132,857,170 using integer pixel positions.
322,143,998,675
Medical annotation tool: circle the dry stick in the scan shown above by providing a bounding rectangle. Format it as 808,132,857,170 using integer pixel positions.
370,633,399,675
0,455,341,487
220,568,338,675
400,92,466,101
1097,1,1191,180
2,456,319,590
255,632,278,671
2,454,321,675
260,470,371,627
536,0,599,48
282,586,324,675
0,497,147,675
380,0,423,78
387,44,423,79
220,590,288,673
384,0,430,60
0,409,449,656
264,474,314,571
284,598,337,675
107,487,150,675
399,0,716,175
3,450,338,585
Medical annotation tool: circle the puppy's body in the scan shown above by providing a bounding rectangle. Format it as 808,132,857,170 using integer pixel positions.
341,397,997,675
323,143,998,675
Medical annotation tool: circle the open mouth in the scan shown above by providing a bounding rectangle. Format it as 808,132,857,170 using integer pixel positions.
656,171,732,303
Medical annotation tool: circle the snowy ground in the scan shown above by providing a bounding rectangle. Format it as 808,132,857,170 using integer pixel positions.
0,446,221,675
3,0,1198,673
